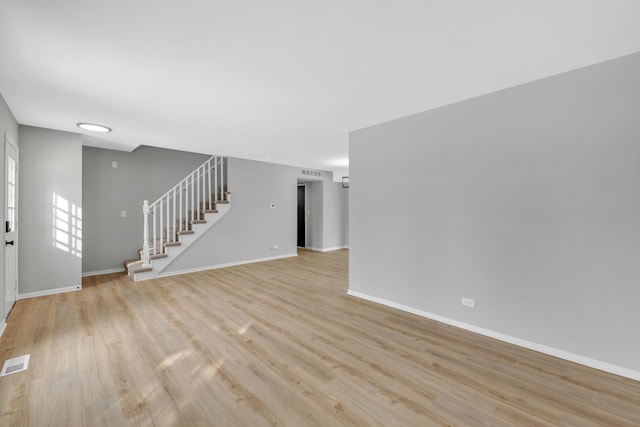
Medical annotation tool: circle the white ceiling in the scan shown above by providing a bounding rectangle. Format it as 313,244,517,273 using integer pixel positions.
1,1,640,178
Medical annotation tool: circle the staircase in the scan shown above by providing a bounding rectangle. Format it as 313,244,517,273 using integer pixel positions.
124,156,230,281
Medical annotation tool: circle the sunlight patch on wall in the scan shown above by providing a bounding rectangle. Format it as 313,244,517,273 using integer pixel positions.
53,193,82,258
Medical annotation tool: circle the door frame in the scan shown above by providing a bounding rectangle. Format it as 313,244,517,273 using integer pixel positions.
297,183,308,248
4,132,18,320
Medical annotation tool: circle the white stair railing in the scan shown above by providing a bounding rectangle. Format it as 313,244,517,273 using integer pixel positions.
142,156,227,266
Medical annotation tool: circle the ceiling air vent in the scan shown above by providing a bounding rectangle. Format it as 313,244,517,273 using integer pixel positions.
301,169,322,178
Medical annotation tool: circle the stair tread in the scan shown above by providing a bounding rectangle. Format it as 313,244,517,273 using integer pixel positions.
124,259,143,276
177,230,195,235
124,259,141,267
132,266,152,274
164,242,182,247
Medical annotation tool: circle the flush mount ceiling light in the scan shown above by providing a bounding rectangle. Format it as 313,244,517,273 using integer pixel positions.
77,122,111,133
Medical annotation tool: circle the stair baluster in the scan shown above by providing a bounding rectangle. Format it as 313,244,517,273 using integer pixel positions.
142,200,151,268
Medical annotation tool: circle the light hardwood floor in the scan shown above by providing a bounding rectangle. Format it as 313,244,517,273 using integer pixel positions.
1,249,639,426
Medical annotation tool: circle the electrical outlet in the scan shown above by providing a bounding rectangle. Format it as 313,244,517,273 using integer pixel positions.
461,297,476,308
272,245,279,250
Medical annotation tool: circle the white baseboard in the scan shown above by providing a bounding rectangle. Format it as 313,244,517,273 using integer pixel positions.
323,246,348,252
307,246,348,252
347,289,640,382
18,285,82,300
146,253,299,281
0,320,6,339
82,268,125,277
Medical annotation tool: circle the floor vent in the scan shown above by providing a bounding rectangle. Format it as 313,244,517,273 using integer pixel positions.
1,354,30,377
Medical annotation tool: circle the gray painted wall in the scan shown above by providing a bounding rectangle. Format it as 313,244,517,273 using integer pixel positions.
322,180,348,249
165,157,299,272
344,190,349,247
0,93,19,320
307,181,324,249
19,126,82,295
350,52,640,373
82,145,210,273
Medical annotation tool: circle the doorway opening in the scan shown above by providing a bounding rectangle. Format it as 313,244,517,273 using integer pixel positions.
297,185,305,248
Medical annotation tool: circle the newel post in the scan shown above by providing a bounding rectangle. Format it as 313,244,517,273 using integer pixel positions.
142,200,151,267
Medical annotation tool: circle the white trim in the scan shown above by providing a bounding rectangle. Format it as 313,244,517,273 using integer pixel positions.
139,253,299,281
307,246,348,252
4,132,19,322
323,246,348,252
0,320,6,339
18,285,81,300
347,289,640,382
82,268,125,277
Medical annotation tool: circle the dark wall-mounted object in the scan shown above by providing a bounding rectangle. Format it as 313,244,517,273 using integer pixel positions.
342,176,349,188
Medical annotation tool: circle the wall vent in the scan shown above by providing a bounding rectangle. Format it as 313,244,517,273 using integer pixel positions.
1,354,30,376
301,169,322,178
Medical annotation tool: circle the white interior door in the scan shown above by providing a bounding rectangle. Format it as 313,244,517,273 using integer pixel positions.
4,133,18,318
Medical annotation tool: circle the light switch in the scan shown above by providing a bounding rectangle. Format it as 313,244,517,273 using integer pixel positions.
121,210,127,218
112,161,118,169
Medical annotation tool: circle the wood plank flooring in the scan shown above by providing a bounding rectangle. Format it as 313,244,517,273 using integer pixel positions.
1,249,639,426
